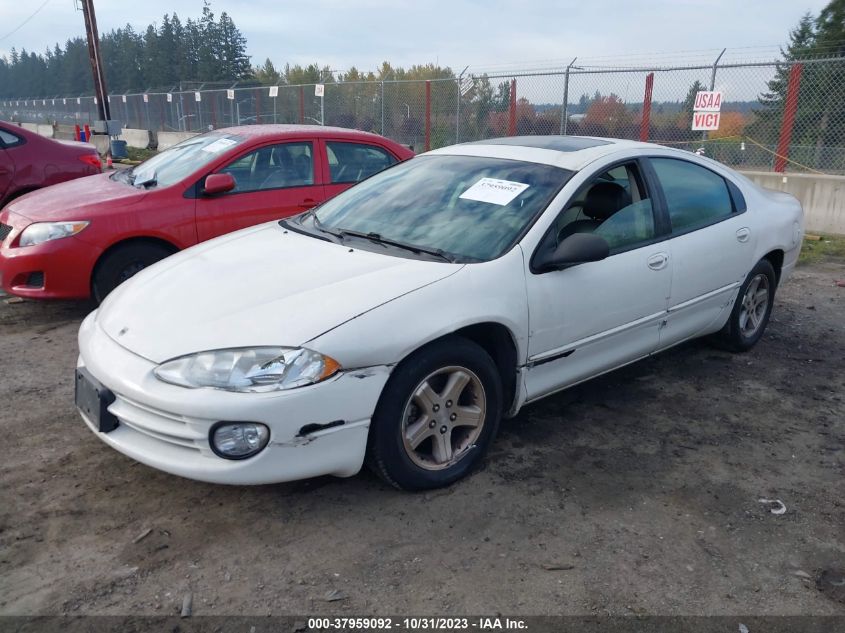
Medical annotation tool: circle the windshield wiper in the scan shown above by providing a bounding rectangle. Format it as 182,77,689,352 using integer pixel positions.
333,228,456,263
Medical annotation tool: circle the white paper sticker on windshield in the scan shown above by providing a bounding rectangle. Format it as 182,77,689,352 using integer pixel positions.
201,138,238,154
459,177,529,206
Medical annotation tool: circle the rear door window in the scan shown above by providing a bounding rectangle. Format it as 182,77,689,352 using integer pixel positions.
651,158,734,233
326,142,398,184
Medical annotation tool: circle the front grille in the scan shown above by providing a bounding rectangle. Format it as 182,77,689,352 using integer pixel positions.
25,271,44,288
0,223,12,243
109,395,208,453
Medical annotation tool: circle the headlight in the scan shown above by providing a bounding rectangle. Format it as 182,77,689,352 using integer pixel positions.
210,422,270,459
19,221,89,247
154,347,341,392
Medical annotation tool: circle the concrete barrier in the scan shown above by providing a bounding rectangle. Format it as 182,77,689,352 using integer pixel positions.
119,128,154,149
54,124,77,141
157,131,199,150
19,122,55,138
89,135,111,155
740,171,845,236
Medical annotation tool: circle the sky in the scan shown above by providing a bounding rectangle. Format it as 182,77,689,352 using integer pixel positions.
0,0,829,75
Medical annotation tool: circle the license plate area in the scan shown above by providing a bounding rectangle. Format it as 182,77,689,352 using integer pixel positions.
75,368,118,433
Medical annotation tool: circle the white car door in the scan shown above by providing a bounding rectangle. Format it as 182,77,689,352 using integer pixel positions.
522,160,672,402
647,157,756,349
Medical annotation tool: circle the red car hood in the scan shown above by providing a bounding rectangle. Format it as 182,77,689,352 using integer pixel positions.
6,172,150,221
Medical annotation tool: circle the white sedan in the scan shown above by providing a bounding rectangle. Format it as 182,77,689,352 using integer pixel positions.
75,136,804,490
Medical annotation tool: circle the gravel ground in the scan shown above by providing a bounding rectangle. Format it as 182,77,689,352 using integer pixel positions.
0,259,843,617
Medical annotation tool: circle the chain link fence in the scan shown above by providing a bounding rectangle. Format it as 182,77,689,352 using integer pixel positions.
2,53,844,173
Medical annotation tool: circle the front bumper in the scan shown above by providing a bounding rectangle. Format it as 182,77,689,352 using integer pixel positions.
77,311,391,485
0,210,99,299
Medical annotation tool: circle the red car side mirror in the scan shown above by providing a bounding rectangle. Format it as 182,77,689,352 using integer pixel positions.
203,173,236,196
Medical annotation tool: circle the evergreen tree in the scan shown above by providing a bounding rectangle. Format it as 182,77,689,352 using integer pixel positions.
254,58,281,84
218,12,251,79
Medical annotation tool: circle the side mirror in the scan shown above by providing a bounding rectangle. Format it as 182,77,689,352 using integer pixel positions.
535,233,610,272
203,173,236,196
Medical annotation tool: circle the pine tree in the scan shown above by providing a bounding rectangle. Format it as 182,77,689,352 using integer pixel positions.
196,2,219,81
218,12,251,79
254,58,281,84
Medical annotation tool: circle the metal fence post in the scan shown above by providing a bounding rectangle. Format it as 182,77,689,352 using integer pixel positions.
640,72,654,142
702,48,726,142
560,57,577,135
299,86,305,124
456,66,468,144
775,63,804,173
380,80,385,136
456,77,461,144
425,80,431,151
508,78,517,136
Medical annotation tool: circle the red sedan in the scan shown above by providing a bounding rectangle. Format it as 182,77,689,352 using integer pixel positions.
0,120,101,208
0,125,413,301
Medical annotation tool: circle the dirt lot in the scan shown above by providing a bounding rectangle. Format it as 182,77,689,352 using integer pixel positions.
0,258,843,618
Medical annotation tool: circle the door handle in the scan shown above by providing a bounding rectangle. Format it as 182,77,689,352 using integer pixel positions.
736,227,751,243
298,198,317,208
647,252,669,271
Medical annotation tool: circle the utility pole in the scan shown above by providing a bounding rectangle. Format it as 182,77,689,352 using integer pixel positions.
81,0,111,122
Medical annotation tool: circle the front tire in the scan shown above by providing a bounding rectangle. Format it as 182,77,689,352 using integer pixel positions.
367,336,502,490
713,258,776,352
92,242,174,304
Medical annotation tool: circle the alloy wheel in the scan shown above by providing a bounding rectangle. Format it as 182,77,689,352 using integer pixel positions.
401,365,486,471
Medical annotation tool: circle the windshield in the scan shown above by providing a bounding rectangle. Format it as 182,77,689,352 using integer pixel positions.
313,154,572,262
125,133,245,188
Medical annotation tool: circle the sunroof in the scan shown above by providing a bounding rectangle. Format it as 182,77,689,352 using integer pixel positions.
467,136,614,151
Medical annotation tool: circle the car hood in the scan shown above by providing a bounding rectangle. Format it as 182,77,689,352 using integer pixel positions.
7,172,148,221
97,222,462,363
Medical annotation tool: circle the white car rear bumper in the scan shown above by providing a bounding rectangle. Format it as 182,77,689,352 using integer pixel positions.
77,311,390,485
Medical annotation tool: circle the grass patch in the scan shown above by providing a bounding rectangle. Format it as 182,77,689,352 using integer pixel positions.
799,234,845,265
125,146,157,162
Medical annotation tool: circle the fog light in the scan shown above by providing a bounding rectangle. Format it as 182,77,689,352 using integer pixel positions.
210,422,270,459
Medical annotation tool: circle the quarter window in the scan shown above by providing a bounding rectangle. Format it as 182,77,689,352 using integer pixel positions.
651,158,734,232
326,142,397,184
219,141,314,193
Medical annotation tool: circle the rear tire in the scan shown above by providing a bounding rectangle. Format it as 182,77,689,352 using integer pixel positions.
92,242,174,304
367,336,502,491
712,258,776,352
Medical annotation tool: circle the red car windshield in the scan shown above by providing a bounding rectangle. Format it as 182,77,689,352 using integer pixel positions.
125,133,245,189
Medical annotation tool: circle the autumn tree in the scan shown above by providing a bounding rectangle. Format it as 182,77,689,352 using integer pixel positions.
583,94,634,137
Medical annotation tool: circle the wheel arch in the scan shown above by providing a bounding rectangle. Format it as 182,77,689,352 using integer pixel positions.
761,248,784,285
90,235,180,290
391,321,520,417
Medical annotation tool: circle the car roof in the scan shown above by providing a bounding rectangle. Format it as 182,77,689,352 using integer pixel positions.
210,124,394,144
429,135,669,171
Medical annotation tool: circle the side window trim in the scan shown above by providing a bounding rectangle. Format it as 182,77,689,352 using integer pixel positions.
643,156,746,238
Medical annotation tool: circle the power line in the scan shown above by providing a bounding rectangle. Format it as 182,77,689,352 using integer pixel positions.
0,0,53,43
